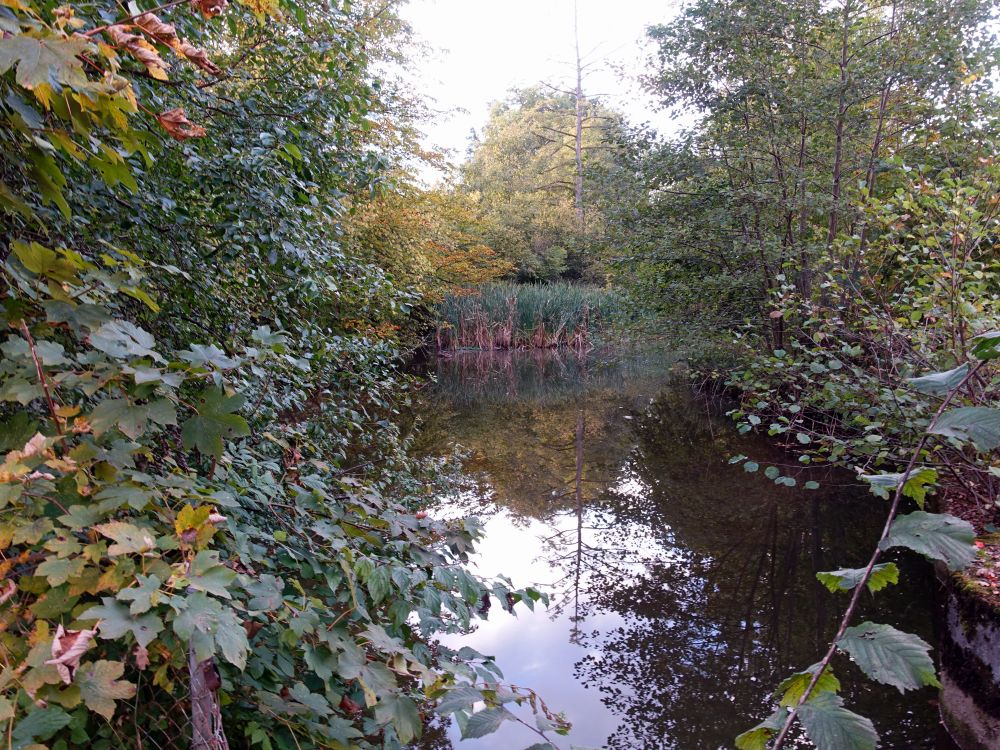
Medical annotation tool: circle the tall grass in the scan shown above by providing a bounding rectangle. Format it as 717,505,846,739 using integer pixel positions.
434,282,625,351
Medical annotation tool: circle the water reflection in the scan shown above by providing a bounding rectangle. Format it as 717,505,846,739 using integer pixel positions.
413,349,955,749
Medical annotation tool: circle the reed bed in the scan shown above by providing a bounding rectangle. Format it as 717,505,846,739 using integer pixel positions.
434,282,624,351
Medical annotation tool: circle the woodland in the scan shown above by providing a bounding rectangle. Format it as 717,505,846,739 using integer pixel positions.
1,0,999,749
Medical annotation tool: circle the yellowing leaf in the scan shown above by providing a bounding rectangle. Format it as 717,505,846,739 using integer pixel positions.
94,521,156,555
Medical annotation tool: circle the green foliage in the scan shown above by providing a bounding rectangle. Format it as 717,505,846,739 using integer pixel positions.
796,693,878,750
0,0,565,748
815,564,899,595
459,87,625,281
837,622,940,693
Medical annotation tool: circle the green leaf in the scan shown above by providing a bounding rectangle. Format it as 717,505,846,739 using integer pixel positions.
0,35,88,90
374,694,422,744
880,511,976,571
117,574,162,615
776,663,840,707
89,320,164,363
188,552,236,598
816,563,899,594
462,707,514,739
181,387,250,458
797,692,877,750
838,622,940,692
971,331,1000,360
735,707,789,750
907,364,969,395
215,607,249,669
367,565,391,605
12,706,71,746
860,468,937,507
74,660,136,719
81,597,164,647
178,343,242,370
930,407,1000,451
435,685,483,715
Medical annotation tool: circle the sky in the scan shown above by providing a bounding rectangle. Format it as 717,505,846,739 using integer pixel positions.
398,0,684,180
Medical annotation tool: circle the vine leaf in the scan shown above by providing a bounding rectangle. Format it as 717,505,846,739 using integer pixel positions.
797,692,878,750
181,388,250,458
11,706,71,745
74,660,136,719
816,563,899,594
837,622,940,692
880,511,976,571
81,597,164,647
94,521,156,555
735,707,789,750
930,407,1000,451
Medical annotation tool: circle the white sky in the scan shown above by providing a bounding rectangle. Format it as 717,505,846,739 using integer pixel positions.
399,0,684,179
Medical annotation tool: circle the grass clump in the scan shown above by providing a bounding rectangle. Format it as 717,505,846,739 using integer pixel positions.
434,282,625,351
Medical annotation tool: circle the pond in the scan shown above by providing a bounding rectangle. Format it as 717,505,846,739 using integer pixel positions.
410,349,957,750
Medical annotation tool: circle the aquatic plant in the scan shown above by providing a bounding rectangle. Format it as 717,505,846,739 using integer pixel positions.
434,281,626,351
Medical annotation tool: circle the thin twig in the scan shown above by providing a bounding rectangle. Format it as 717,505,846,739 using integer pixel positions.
19,321,62,435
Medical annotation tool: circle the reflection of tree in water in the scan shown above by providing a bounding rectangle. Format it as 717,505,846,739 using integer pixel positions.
411,356,953,749
563,389,951,749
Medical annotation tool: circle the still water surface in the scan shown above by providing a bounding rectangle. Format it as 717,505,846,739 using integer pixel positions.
412,349,956,750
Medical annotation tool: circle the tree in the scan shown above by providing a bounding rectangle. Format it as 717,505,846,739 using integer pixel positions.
460,87,624,281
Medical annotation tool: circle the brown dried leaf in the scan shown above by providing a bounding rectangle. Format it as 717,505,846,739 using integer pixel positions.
156,108,207,140
136,13,179,47
45,624,97,684
106,25,169,80
178,41,221,76
191,0,228,18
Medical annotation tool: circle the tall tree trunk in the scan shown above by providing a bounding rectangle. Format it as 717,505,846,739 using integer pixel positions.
573,0,585,234
827,0,853,251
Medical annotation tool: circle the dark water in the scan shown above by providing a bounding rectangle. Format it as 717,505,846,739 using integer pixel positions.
411,349,957,750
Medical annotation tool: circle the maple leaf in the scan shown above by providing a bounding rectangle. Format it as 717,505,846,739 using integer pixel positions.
157,108,207,140
74,660,136,720
0,34,89,91
44,624,97,684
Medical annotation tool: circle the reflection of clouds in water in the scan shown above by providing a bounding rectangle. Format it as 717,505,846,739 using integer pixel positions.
415,357,952,750
435,507,629,749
